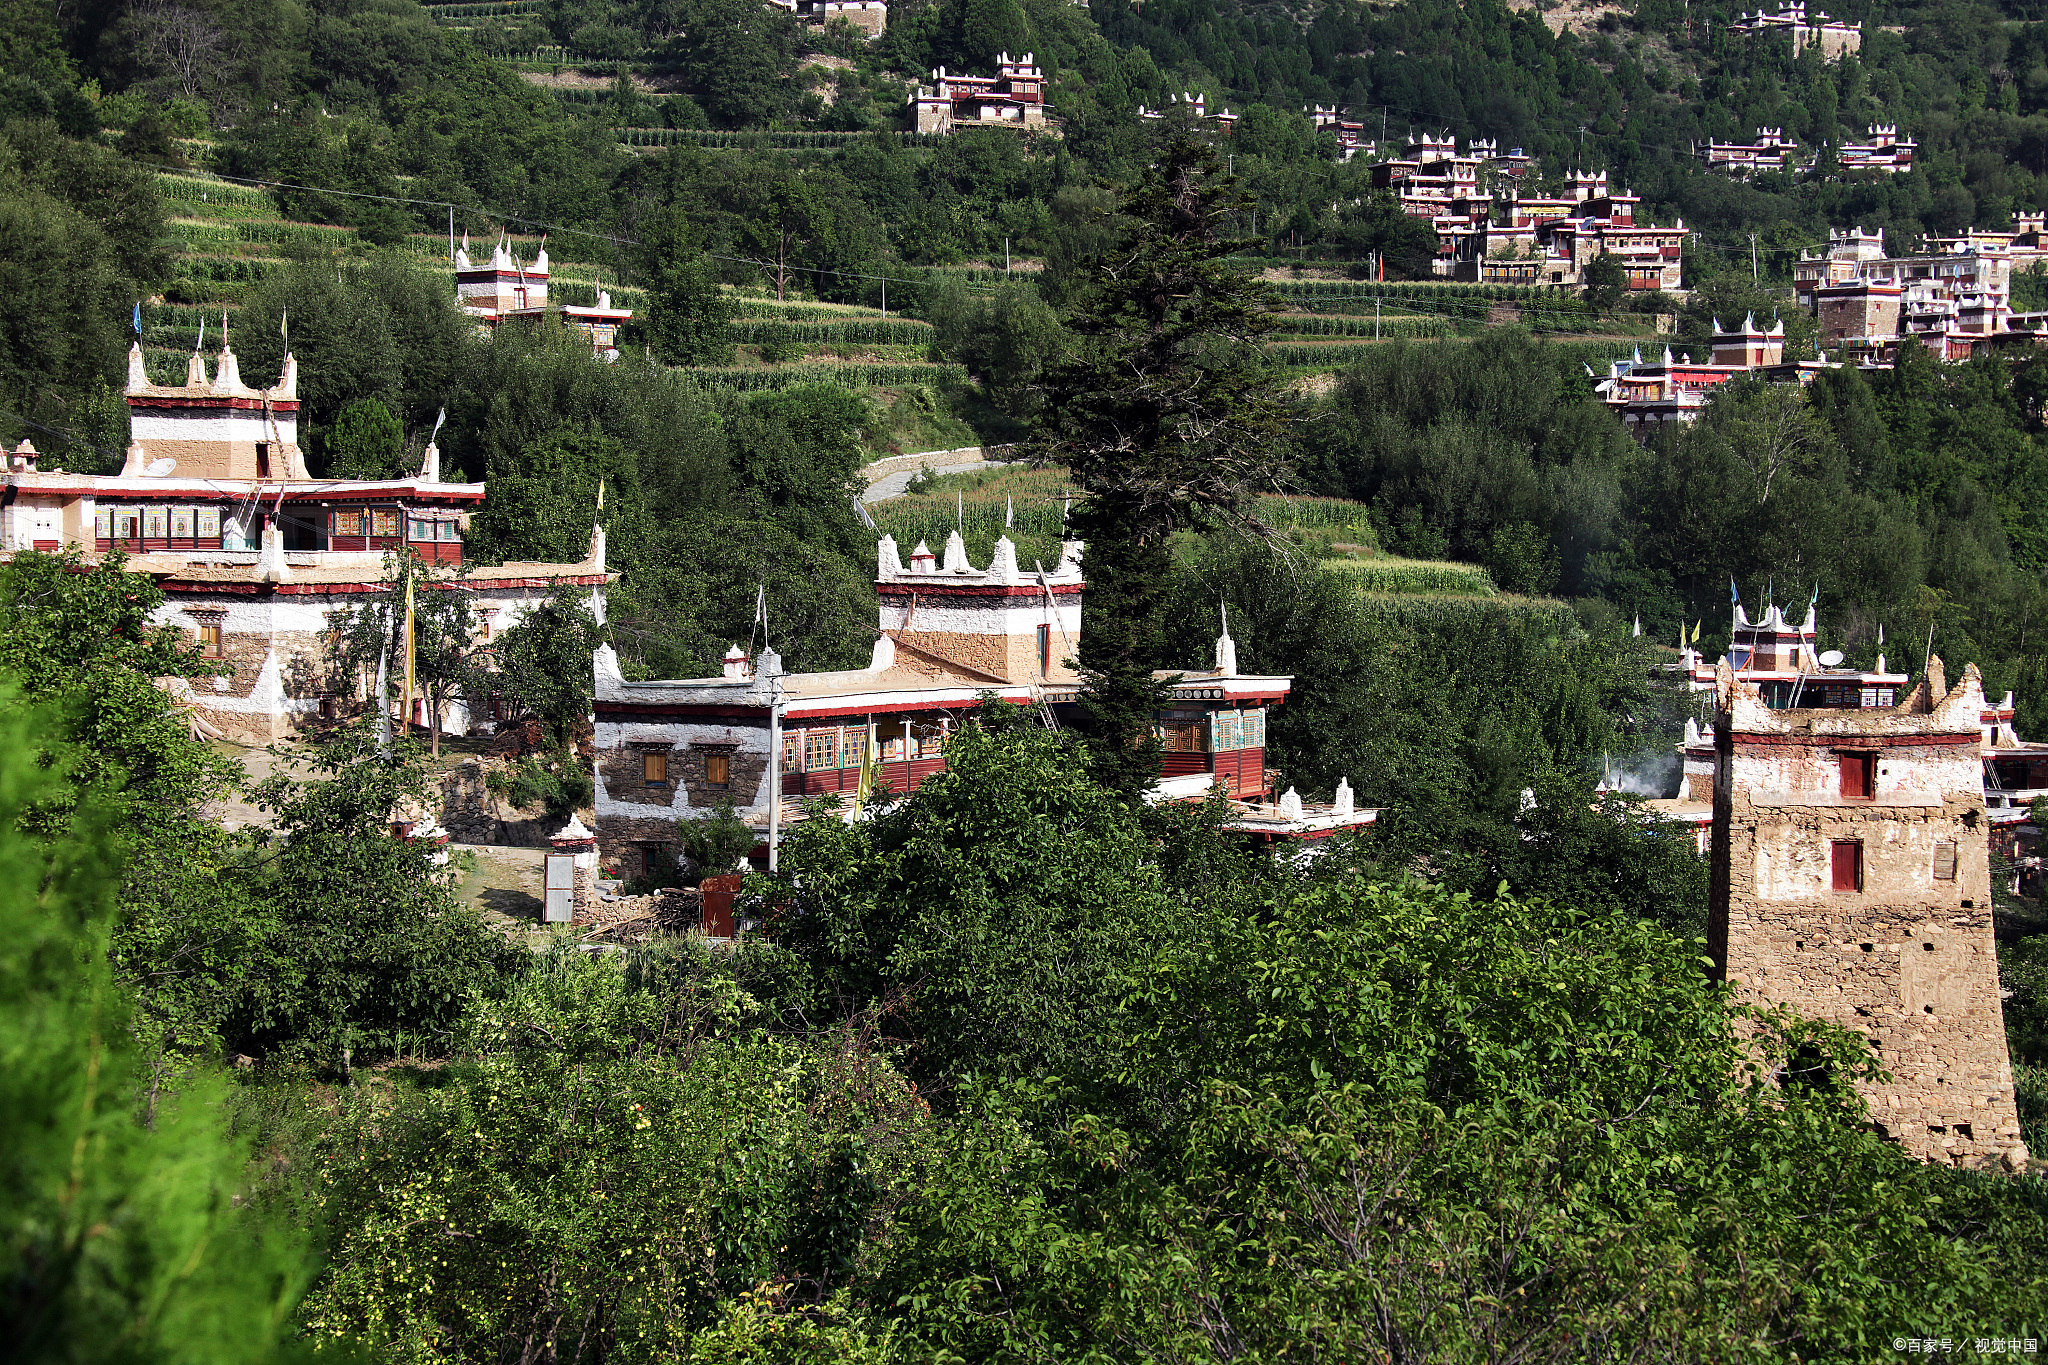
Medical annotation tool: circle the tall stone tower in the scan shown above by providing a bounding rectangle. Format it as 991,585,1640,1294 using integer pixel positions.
1709,656,2029,1171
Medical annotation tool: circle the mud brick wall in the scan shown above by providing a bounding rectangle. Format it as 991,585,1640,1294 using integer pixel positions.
1710,661,2028,1172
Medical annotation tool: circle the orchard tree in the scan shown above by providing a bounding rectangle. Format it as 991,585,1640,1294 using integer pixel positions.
1027,138,1288,796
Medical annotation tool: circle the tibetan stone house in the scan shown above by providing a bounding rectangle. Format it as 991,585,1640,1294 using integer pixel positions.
593,532,1375,879
0,341,607,742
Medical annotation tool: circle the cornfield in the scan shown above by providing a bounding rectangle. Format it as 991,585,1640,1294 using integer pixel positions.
423,0,543,17
613,127,949,150
1357,593,1576,630
1266,336,1453,366
726,319,934,346
677,362,963,393
1271,314,1451,338
1326,557,1498,597
1252,495,1376,535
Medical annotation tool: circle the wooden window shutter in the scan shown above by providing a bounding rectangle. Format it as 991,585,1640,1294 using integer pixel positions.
643,752,667,785
1831,840,1863,893
1934,841,1958,881
1839,752,1874,800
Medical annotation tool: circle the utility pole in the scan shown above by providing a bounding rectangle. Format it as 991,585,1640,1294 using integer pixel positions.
1005,237,1011,274
447,205,454,261
766,666,784,873
880,277,886,317
1375,295,1381,340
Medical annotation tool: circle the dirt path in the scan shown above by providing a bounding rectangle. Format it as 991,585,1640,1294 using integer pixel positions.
453,842,554,944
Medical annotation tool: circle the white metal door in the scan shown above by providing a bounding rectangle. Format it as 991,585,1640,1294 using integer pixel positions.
543,854,574,923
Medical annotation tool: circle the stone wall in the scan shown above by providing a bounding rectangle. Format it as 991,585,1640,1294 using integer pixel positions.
676,741,767,809
1710,660,2029,1172
596,811,684,879
439,755,586,847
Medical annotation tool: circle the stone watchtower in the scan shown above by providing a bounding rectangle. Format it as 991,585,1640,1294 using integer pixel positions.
1709,657,2028,1170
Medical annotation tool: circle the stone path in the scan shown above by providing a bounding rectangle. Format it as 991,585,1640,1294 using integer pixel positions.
863,460,1019,505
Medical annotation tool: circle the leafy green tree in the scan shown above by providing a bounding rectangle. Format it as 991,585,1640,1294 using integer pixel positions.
485,586,607,747
664,0,800,128
1583,249,1627,309
923,280,1067,416
635,209,736,367
871,879,2048,1359
0,549,253,1060
237,257,468,444
0,694,319,1364
1028,138,1286,797
677,797,754,881
0,175,132,442
1330,188,1441,279
231,727,525,1066
958,0,1031,63
464,423,624,565
298,948,920,1358
768,720,1192,1087
615,516,876,678
322,396,403,480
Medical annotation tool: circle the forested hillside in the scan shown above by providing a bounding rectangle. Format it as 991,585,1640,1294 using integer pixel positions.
15,0,2048,1351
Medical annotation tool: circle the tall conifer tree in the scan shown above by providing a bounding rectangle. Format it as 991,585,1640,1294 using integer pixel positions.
1029,138,1287,797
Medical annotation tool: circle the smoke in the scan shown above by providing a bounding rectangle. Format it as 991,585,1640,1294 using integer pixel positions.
1599,747,1682,799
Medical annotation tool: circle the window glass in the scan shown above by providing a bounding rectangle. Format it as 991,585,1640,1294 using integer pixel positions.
409,518,435,541
439,520,461,541
196,507,220,540
94,508,110,539
804,731,838,772
841,728,866,768
170,506,194,539
143,505,168,538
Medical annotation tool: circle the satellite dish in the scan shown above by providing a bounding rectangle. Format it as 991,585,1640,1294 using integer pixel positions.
1819,649,1845,667
143,457,176,477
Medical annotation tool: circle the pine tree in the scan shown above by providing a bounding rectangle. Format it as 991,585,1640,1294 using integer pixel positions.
1028,138,1288,797
0,693,318,1363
